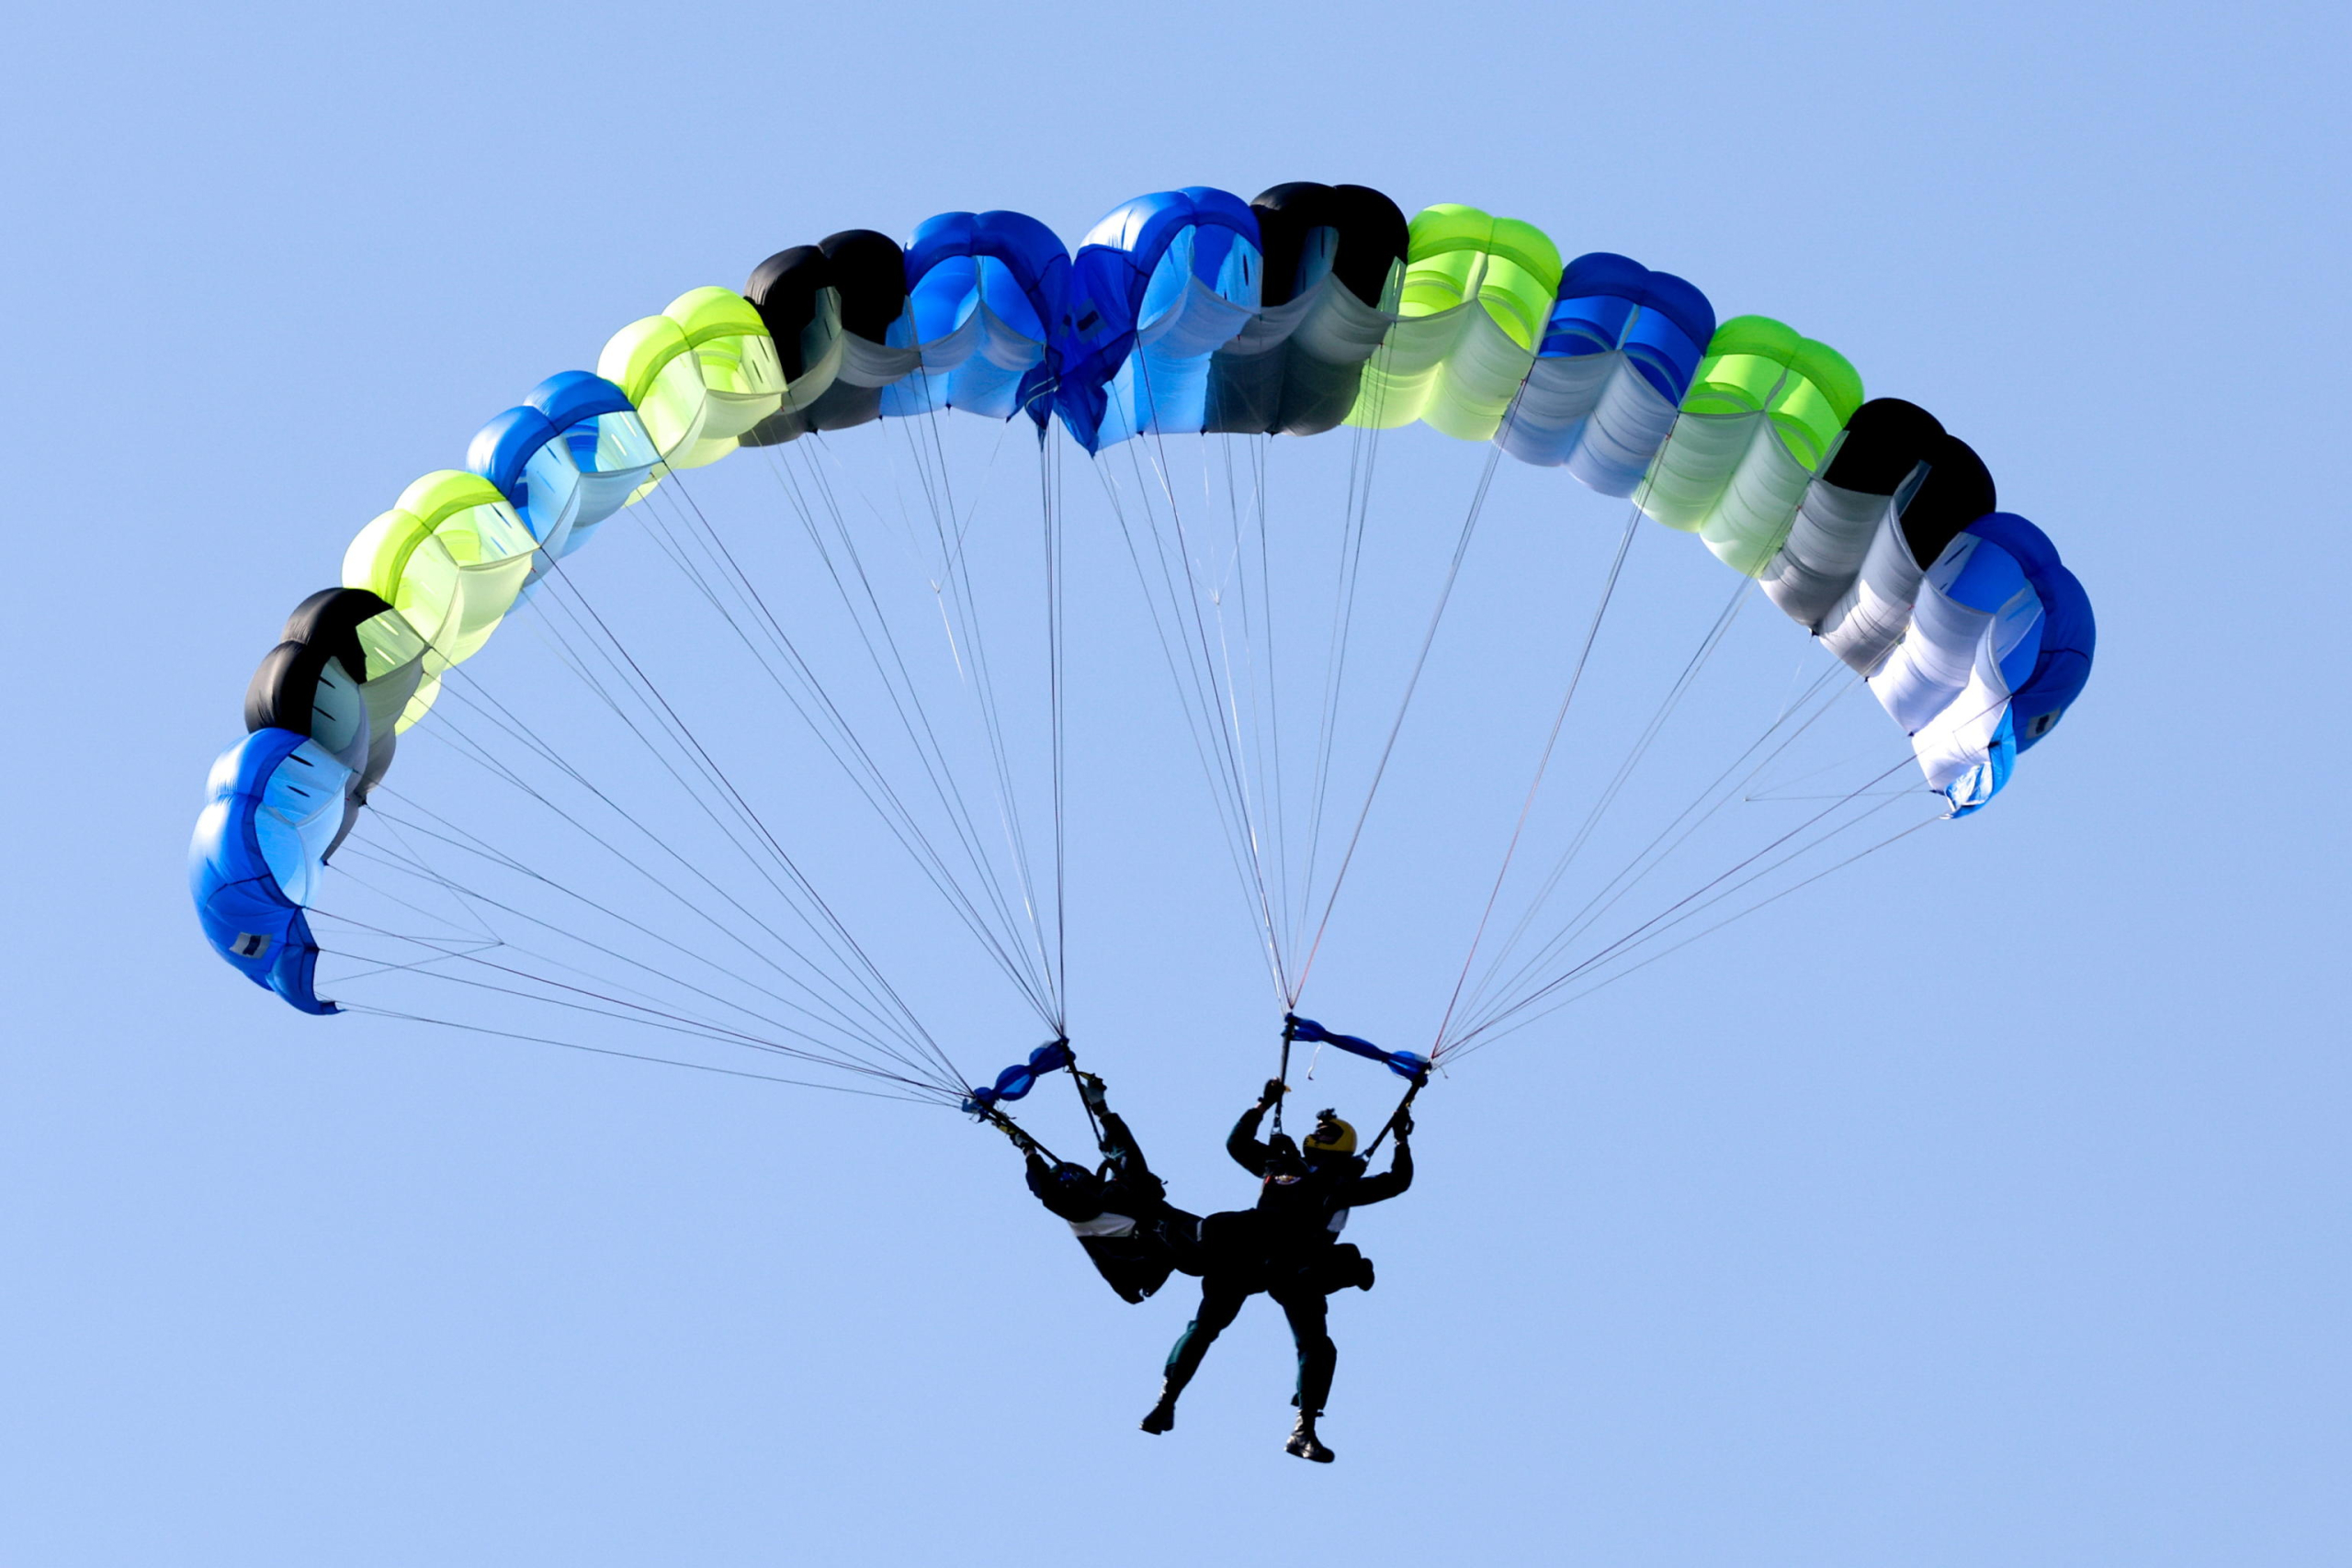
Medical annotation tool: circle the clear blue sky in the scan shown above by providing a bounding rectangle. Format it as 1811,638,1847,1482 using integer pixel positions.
4,3,2346,1563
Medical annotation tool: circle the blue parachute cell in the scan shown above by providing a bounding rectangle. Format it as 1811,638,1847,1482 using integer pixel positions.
896,210,1071,425
468,370,659,570
469,406,567,534
1961,513,2097,751
1903,513,2093,817
1544,252,1715,402
1059,187,1261,449
188,728,349,1014
529,367,638,429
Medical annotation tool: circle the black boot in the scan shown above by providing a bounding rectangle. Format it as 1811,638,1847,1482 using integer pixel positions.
1284,1413,1335,1463
1140,1381,1179,1435
1354,1254,1375,1292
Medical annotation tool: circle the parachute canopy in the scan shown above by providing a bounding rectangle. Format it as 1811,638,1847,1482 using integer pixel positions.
193,177,2096,1105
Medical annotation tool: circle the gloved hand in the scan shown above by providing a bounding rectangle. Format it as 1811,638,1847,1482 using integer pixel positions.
1393,1111,1414,1141
1260,1077,1290,1108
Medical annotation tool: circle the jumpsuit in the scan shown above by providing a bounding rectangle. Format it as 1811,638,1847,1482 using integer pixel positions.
1159,1101,1412,1414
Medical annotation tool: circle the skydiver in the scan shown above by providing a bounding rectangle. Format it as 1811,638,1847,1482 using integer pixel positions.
1008,1071,1204,1304
1139,1078,1414,1463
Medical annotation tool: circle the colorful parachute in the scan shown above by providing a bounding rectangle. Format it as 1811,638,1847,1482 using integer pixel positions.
192,179,2095,1099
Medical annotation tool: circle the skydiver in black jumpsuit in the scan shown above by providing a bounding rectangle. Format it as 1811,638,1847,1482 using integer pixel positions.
1017,1072,1204,1303
1139,1080,1413,1462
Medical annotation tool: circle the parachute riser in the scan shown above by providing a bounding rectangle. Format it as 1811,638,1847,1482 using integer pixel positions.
983,1106,1064,1168
1273,1015,1297,1138
1362,1077,1423,1162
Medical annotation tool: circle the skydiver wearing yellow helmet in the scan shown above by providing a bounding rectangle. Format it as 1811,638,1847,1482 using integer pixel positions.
1139,1078,1415,1463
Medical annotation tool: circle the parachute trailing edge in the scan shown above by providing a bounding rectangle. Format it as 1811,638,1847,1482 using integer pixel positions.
192,177,2097,1015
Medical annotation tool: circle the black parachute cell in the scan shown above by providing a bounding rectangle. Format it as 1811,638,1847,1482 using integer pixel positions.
1250,182,1408,307
248,584,417,807
745,245,832,379
771,229,912,436
277,586,396,683
740,231,911,446
819,229,909,342
1899,434,1998,567
244,639,348,737
1204,183,1409,436
1820,398,1947,496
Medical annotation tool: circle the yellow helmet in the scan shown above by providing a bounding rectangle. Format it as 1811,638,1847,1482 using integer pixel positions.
1303,1111,1356,1158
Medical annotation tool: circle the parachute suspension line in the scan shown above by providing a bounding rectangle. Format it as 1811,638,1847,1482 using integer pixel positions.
1225,429,1305,970
526,568,945,1051
1091,456,1282,995
672,436,1062,1027
641,454,1036,976
323,848,720,1027
1292,435,1508,1004
916,400,1065,1024
769,416,1058,1012
339,1004,953,1102
476,560,969,1091
320,907,916,1085
1447,660,1865,1045
1447,807,1945,1057
749,412,1062,1028
1449,574,1751,1034
894,396,1067,1027
753,441,1063,1024
1041,431,1069,1030
1430,502,1645,1050
333,807,925,1071
402,662,932,1063
321,773,967,1092
1445,749,1926,1055
1136,386,1294,999
1295,411,1387,968
314,908,954,1095
1238,434,1295,963
348,799,500,947
641,508,1057,1030
340,666,969,1093
374,670,938,1066
1096,429,1290,1002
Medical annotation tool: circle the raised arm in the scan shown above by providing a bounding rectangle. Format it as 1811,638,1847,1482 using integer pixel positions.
1227,1079,1286,1176
1022,1149,1060,1202
1346,1119,1415,1205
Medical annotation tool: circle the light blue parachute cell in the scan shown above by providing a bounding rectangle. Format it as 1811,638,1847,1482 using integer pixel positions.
1500,253,1716,494
188,728,353,1013
468,372,661,579
1058,187,1262,450
890,210,1069,424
